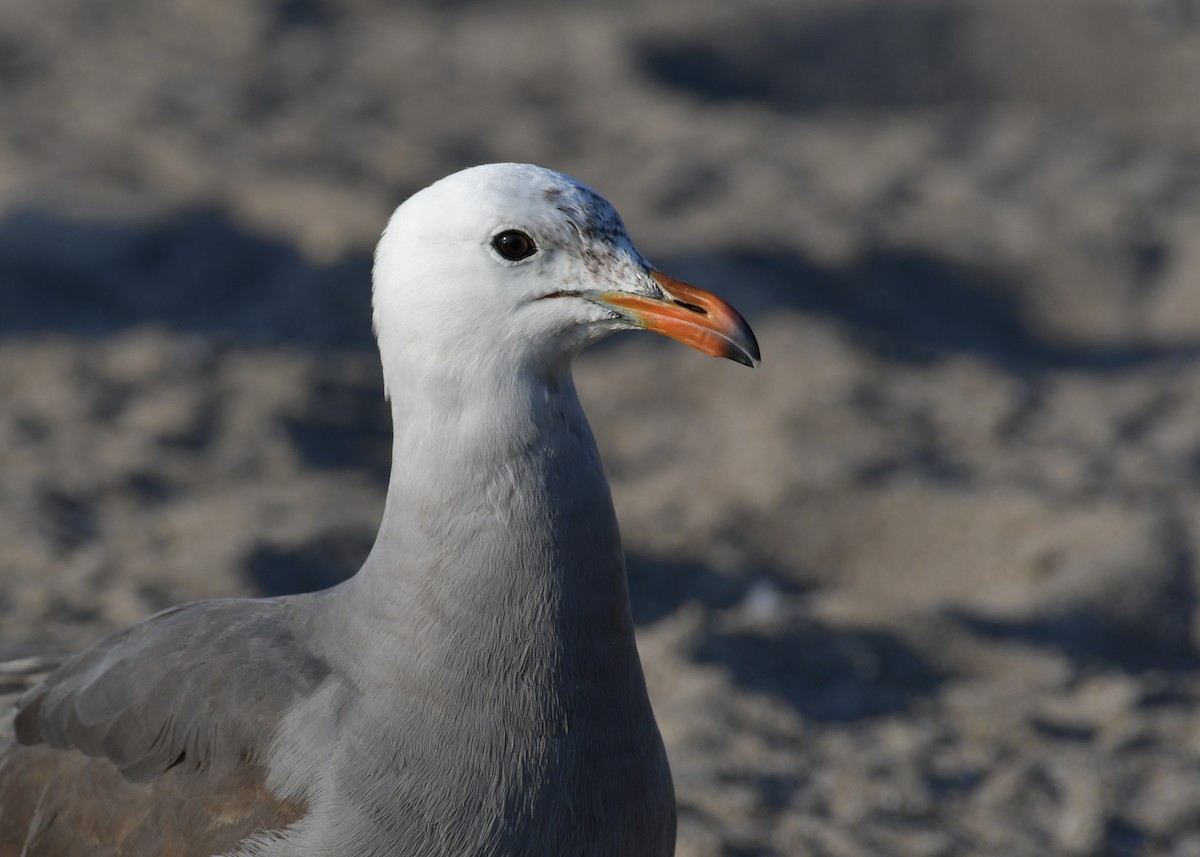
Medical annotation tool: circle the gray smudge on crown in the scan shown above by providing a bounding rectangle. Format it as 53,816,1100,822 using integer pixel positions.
550,184,654,293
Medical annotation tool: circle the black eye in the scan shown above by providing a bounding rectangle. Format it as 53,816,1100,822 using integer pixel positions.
492,230,537,261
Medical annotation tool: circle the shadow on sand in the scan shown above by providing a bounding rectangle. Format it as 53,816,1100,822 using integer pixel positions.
5,207,1196,377
626,556,942,722
0,207,374,348
658,247,1200,378
637,3,986,114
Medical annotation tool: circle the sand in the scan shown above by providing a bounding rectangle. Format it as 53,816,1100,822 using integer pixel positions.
3,0,1200,854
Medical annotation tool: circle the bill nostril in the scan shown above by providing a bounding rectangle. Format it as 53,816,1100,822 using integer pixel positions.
673,299,707,315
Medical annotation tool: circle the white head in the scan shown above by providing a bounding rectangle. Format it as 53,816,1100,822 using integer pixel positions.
372,163,758,397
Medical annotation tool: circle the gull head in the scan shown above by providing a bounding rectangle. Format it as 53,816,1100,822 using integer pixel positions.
372,163,760,389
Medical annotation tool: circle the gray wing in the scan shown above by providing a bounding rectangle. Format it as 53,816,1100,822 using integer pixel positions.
0,656,64,743
13,597,331,781
0,598,331,857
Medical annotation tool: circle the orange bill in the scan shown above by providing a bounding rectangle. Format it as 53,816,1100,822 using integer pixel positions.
597,270,761,367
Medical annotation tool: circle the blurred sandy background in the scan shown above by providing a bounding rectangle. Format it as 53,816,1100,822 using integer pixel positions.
3,0,1200,854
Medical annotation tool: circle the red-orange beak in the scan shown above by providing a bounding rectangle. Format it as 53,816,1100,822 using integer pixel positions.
595,271,761,367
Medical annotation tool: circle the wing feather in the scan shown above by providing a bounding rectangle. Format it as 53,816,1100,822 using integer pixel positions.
0,597,330,856
14,598,330,781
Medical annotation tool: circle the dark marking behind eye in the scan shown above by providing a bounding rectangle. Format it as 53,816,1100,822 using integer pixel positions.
674,300,707,315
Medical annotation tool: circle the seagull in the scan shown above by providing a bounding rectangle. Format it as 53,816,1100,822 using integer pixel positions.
0,163,760,857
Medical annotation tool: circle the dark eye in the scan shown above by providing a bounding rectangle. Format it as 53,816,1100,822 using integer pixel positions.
492,230,537,261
